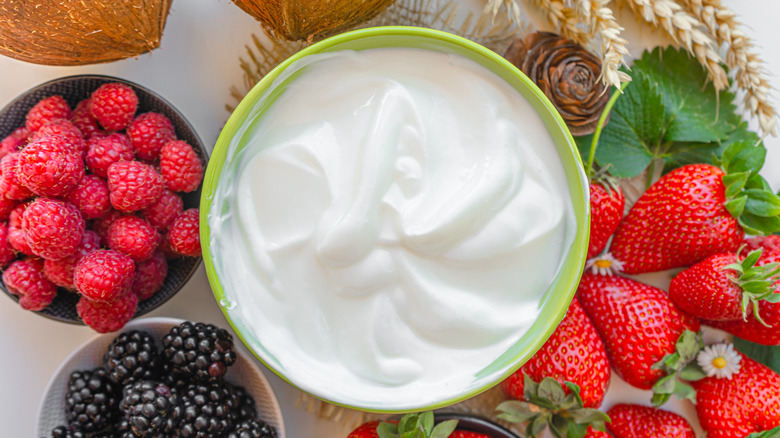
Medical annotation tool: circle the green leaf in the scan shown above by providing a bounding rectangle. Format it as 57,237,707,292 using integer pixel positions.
378,422,399,438
539,378,566,404
739,212,780,235
523,374,540,400
662,141,721,173
652,374,677,395
496,400,541,423
721,141,766,174
725,195,748,218
745,189,780,217
672,380,698,403
679,362,707,381
420,412,434,434
633,47,740,142
746,425,780,438
430,420,458,438
723,172,750,199
568,408,611,425
676,330,703,361
651,392,671,407
566,422,590,438
530,414,549,437
733,337,780,374
742,249,764,270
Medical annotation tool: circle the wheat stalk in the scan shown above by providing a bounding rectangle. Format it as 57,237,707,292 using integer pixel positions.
619,0,728,92
681,0,776,135
574,0,631,89
483,0,523,25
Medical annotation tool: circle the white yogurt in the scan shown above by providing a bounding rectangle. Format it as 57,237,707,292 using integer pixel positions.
209,47,576,407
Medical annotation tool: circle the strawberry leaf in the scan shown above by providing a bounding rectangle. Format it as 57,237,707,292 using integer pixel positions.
430,420,457,438
679,362,707,381
539,377,567,404
746,425,780,438
745,189,780,217
574,46,746,178
378,422,399,438
733,337,780,374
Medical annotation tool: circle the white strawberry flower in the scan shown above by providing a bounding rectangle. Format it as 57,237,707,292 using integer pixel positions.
585,252,624,276
697,342,741,379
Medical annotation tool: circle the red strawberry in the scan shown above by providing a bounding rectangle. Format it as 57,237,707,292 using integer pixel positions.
609,164,743,274
449,432,491,438
587,180,624,259
501,299,610,408
606,404,695,438
669,249,780,322
694,353,780,438
577,273,700,390
348,420,383,438
704,250,780,345
742,235,780,255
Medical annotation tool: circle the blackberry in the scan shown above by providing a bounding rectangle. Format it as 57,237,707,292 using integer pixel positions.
160,361,192,391
64,368,119,432
104,330,162,385
227,383,257,422
177,381,235,437
48,425,85,438
162,321,237,381
119,380,181,437
116,418,167,438
227,418,278,438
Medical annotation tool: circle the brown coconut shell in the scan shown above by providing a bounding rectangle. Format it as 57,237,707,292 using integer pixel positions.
231,0,396,42
0,0,173,66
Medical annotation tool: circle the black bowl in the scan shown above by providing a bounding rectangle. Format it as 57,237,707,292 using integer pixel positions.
0,74,207,324
435,413,520,438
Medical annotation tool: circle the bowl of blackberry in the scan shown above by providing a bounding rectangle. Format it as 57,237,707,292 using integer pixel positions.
0,75,207,330
38,317,285,438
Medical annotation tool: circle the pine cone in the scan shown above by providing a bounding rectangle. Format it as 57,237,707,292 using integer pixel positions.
505,32,610,136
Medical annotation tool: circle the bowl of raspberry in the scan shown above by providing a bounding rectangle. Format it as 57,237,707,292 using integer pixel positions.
0,75,208,330
37,317,285,438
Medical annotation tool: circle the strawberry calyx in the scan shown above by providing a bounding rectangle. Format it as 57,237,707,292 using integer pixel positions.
746,425,780,438
723,247,780,326
650,330,706,406
716,141,780,235
377,411,458,438
497,375,610,438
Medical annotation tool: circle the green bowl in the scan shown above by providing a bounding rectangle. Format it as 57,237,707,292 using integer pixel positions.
200,26,589,413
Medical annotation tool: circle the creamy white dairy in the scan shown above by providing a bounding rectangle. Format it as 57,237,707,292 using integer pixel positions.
209,47,576,407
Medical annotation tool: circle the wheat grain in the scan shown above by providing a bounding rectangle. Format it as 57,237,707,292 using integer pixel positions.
529,0,590,45
575,0,631,89
620,0,728,92
682,0,776,135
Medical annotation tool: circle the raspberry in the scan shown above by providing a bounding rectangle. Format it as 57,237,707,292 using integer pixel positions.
133,250,168,300
160,140,203,192
74,249,135,301
89,83,138,131
0,127,29,159
141,189,182,230
0,197,19,221
29,119,86,157
65,175,111,220
107,161,164,212
77,291,138,333
0,222,16,268
126,112,176,161
25,95,71,132
70,99,103,139
158,232,180,260
167,209,201,257
7,204,33,255
107,215,160,262
85,133,134,178
22,198,85,260
43,230,102,289
0,152,34,200
91,209,123,242
18,135,85,197
3,257,57,311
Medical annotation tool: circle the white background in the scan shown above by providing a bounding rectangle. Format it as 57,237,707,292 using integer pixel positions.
0,0,777,437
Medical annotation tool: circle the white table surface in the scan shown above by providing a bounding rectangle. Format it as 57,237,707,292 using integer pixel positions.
0,1,777,437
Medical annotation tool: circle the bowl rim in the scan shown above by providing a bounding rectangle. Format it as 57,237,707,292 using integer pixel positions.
200,25,590,413
35,316,287,437
0,73,205,324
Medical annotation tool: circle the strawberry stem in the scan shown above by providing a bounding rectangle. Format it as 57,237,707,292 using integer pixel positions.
586,81,630,180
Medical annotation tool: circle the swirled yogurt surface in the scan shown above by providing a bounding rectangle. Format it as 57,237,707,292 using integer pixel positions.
209,47,576,407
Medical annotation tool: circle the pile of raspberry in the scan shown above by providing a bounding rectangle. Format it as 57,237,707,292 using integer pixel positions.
0,82,204,332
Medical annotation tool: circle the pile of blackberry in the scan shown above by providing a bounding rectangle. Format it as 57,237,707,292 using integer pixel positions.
45,321,277,438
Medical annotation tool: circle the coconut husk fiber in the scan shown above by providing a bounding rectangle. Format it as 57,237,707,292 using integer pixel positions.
0,0,172,66
231,0,397,42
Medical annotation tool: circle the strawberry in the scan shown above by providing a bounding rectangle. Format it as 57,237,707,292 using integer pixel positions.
609,142,780,274
586,179,624,259
577,273,700,392
704,250,780,345
669,248,780,323
501,299,610,409
347,412,482,438
742,235,780,255
694,353,780,438
606,404,694,438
